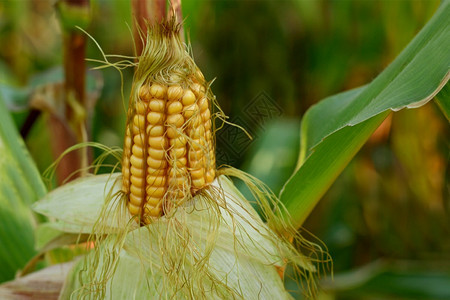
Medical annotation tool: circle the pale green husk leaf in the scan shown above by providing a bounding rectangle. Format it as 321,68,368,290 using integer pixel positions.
60,242,166,300
32,173,134,233
40,174,309,299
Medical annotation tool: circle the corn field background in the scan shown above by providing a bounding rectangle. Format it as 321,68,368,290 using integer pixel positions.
0,0,449,299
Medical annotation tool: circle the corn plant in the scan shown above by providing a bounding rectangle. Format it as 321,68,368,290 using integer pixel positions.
0,0,448,299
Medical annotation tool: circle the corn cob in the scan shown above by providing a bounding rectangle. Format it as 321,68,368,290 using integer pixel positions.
122,76,215,224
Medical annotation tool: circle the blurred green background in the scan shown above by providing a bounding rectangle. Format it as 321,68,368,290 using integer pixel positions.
0,0,448,299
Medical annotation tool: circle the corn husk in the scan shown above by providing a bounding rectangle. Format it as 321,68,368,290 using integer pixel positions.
33,174,314,299
33,173,130,234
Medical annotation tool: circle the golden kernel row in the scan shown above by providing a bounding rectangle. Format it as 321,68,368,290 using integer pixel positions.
122,80,216,224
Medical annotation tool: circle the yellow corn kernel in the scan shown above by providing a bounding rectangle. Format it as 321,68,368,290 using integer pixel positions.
130,165,144,177
146,196,162,206
167,101,183,114
198,97,208,111
122,165,130,181
129,193,144,206
189,159,204,169
170,136,187,148
191,139,206,151
166,128,181,139
147,125,164,137
139,85,150,101
169,176,187,187
195,69,205,81
147,112,165,125
166,114,184,127
149,99,165,112
192,177,206,189
136,101,148,114
122,80,216,224
168,168,188,182
201,110,211,122
150,84,167,98
130,175,145,188
133,134,145,147
147,166,166,175
143,203,162,218
206,169,215,183
130,155,145,169
188,127,205,139
133,114,146,127
191,82,205,97
132,125,141,135
167,85,184,101
190,115,202,127
190,168,205,179
205,130,212,140
132,144,144,158
146,175,166,186
124,135,132,149
148,148,165,160
128,203,141,216
183,103,199,119
130,185,144,197
204,119,212,130
182,90,196,106
147,156,167,169
169,157,187,168
170,147,186,158
146,186,166,198
149,136,168,149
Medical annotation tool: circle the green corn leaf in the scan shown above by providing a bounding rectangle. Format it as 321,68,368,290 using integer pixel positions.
239,118,301,196
435,82,450,121
0,95,47,282
279,0,450,229
321,260,450,299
